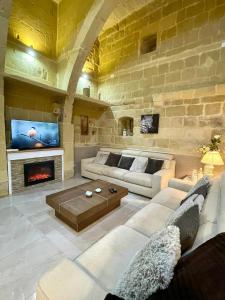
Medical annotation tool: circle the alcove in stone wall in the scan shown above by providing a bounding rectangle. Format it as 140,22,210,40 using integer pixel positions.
118,117,134,136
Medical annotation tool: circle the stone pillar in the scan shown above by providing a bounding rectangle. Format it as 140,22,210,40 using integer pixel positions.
61,96,75,179
0,0,12,196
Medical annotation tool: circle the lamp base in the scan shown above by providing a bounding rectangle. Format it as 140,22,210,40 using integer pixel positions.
203,164,214,177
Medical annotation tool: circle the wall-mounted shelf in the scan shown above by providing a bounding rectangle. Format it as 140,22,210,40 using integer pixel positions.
3,72,68,100
74,93,110,108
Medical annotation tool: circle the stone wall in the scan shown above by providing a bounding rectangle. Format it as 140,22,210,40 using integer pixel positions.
96,0,225,155
8,0,57,58
97,85,225,155
5,42,57,87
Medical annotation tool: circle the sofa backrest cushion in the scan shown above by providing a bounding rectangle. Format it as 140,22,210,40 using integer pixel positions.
118,156,135,170
105,153,122,167
100,148,174,161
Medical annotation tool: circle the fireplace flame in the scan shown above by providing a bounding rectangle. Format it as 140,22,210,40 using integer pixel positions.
28,173,51,182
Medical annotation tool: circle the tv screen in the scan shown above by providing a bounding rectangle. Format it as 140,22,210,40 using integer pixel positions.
11,120,60,150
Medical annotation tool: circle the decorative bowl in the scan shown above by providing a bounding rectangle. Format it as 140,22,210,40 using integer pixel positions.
85,191,93,197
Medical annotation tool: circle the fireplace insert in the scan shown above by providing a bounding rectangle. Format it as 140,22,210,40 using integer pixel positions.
24,160,55,186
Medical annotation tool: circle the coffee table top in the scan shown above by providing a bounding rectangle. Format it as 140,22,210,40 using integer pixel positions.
46,180,128,217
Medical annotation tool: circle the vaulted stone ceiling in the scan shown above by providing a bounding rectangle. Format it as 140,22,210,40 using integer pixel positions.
102,0,154,31
52,0,154,31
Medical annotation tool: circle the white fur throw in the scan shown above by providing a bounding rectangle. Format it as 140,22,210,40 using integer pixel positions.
114,226,181,300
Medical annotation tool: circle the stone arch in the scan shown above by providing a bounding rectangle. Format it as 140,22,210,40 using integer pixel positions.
62,0,118,123
60,0,118,179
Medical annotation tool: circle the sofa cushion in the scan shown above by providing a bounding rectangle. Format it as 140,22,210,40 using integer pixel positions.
84,163,108,175
123,172,152,188
37,258,107,300
130,157,148,173
126,203,173,237
102,167,129,180
105,153,122,167
200,179,220,224
151,187,187,210
76,225,149,291
114,226,181,300
118,156,135,170
145,158,164,174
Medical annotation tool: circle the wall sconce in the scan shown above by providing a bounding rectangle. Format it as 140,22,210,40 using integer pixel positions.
27,46,36,57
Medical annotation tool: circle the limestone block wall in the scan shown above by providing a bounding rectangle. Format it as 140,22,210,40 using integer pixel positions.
97,85,225,155
96,0,225,155
5,42,57,87
8,0,57,58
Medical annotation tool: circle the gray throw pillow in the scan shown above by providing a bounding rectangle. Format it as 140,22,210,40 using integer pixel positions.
185,176,210,198
172,205,199,253
180,183,210,206
105,153,122,167
114,226,181,300
118,156,135,170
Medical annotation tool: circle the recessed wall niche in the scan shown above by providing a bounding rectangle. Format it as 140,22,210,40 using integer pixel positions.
118,117,134,136
140,33,157,55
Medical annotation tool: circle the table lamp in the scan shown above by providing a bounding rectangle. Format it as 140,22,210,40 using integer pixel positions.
201,151,224,176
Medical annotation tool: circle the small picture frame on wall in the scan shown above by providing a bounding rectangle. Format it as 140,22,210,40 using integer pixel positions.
140,114,160,134
81,115,89,135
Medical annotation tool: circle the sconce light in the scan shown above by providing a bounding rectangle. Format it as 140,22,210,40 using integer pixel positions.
27,46,36,57
81,73,89,80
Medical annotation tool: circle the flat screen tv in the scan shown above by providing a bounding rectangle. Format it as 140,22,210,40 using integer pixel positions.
11,120,60,150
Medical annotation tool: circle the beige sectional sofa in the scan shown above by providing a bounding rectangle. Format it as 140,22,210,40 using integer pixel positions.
36,173,225,300
81,148,176,198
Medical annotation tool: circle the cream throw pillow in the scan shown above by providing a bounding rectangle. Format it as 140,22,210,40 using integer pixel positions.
130,157,148,173
94,151,109,165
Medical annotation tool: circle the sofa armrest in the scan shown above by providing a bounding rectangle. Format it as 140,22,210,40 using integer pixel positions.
36,258,107,300
168,178,195,192
81,157,96,170
151,168,175,196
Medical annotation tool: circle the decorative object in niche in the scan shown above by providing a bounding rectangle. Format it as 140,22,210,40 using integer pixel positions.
140,114,160,134
81,115,89,135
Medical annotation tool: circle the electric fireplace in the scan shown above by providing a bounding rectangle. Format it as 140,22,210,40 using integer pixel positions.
24,160,55,186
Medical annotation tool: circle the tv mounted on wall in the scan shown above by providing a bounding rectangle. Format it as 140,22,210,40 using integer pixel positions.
11,120,60,150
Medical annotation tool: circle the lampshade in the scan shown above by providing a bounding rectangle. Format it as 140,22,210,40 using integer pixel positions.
201,151,224,166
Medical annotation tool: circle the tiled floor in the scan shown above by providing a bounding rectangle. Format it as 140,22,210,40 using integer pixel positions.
0,176,149,300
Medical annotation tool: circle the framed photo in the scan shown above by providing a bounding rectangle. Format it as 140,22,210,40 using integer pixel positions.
81,115,89,135
140,114,160,134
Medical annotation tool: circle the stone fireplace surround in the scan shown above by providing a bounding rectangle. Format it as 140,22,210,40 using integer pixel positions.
7,148,64,194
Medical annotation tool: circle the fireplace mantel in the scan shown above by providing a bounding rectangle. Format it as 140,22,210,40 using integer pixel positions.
7,148,64,194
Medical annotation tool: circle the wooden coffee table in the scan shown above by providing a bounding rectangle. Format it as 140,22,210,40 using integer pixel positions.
46,180,128,231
